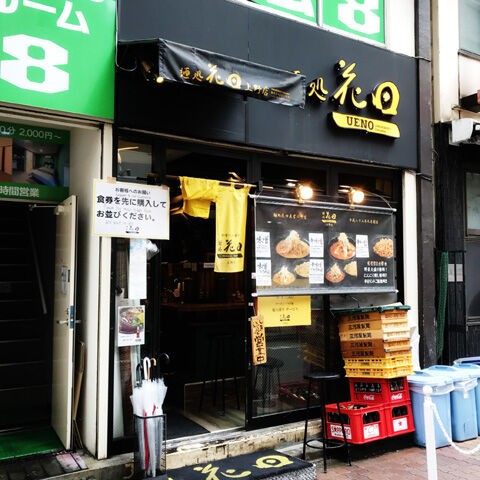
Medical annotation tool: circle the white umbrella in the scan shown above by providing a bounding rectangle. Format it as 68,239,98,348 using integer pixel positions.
130,356,168,478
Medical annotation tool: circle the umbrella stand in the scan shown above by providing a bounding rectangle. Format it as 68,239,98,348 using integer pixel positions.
131,356,168,480
134,413,167,480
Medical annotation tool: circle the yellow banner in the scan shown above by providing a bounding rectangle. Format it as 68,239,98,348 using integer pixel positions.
215,184,250,273
258,296,311,327
251,315,267,365
331,111,400,138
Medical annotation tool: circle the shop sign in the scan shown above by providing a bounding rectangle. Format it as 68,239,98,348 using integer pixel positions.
250,315,267,365
249,0,384,43
0,120,69,202
158,39,306,108
0,0,116,119
93,179,170,239
258,295,311,327
308,59,400,138
254,199,396,296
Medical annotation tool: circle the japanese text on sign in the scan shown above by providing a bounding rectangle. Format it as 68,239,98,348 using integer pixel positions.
93,179,170,239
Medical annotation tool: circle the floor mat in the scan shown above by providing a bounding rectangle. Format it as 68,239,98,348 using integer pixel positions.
0,428,63,461
167,449,316,480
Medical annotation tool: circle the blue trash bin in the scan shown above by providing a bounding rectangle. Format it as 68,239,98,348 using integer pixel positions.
453,359,480,435
424,365,478,441
407,371,453,447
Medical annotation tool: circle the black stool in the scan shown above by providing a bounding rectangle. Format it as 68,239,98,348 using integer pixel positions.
199,333,240,415
253,357,284,409
302,372,351,473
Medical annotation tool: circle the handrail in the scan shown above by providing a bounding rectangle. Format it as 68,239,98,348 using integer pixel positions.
26,209,47,316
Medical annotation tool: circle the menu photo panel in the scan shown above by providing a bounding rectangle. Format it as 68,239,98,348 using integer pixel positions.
254,199,396,296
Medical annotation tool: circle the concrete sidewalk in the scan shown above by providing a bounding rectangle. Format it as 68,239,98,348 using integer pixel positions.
3,433,480,479
303,436,480,479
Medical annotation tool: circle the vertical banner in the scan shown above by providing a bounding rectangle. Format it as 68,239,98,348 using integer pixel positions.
0,0,116,119
215,185,250,273
251,315,267,365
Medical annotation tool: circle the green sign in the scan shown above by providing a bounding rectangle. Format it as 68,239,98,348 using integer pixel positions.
322,0,384,43
0,120,70,202
250,0,317,23
0,0,116,119
0,183,69,202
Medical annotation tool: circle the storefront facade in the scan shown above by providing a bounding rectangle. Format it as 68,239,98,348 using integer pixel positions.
0,0,435,466
110,0,432,461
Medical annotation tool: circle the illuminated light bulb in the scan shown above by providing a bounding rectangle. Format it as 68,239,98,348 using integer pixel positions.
350,188,365,204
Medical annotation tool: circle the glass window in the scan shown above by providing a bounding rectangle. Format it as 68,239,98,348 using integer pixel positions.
466,172,480,234
459,0,480,55
117,139,152,182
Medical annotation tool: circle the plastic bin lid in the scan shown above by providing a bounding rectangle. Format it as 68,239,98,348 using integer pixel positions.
423,365,472,381
451,363,480,378
334,304,411,316
454,357,480,366
408,371,453,387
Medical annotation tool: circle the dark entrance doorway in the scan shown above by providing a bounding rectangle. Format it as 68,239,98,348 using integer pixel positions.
0,201,59,457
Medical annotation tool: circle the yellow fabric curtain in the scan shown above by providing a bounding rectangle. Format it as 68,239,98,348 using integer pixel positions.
214,184,251,273
179,176,220,219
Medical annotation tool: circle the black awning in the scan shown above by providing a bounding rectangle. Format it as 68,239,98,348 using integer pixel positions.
134,38,306,108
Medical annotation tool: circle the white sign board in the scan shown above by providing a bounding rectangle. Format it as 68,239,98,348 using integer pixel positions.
93,179,170,239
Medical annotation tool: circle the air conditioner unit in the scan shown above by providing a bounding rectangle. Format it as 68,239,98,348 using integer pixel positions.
450,118,480,145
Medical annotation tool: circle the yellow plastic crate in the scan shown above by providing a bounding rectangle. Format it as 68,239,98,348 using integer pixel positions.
345,364,414,379
343,355,413,369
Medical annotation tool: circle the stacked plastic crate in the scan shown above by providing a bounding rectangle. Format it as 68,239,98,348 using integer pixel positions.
325,305,415,444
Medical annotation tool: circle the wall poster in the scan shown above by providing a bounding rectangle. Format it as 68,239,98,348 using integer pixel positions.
0,120,69,202
254,198,396,296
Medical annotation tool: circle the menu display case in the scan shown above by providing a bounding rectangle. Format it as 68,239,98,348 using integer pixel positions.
254,198,397,296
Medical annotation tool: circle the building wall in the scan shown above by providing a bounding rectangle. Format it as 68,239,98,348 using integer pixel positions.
69,125,112,458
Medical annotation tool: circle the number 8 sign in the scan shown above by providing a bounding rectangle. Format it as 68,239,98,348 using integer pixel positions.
0,0,116,119
323,0,384,43
2,34,69,93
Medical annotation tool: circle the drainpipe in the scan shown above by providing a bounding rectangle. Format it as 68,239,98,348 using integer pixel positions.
415,0,436,367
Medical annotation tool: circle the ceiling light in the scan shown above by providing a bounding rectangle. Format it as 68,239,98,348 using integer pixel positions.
296,183,313,203
348,188,365,206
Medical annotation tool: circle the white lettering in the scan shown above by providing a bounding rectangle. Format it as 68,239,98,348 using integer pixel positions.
1,34,69,93
338,0,381,35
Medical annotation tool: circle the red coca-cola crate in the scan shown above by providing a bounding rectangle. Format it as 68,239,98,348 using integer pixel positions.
349,377,410,404
325,402,388,445
384,401,415,437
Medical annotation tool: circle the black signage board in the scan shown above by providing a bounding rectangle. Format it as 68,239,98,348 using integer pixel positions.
254,198,396,296
157,38,306,108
